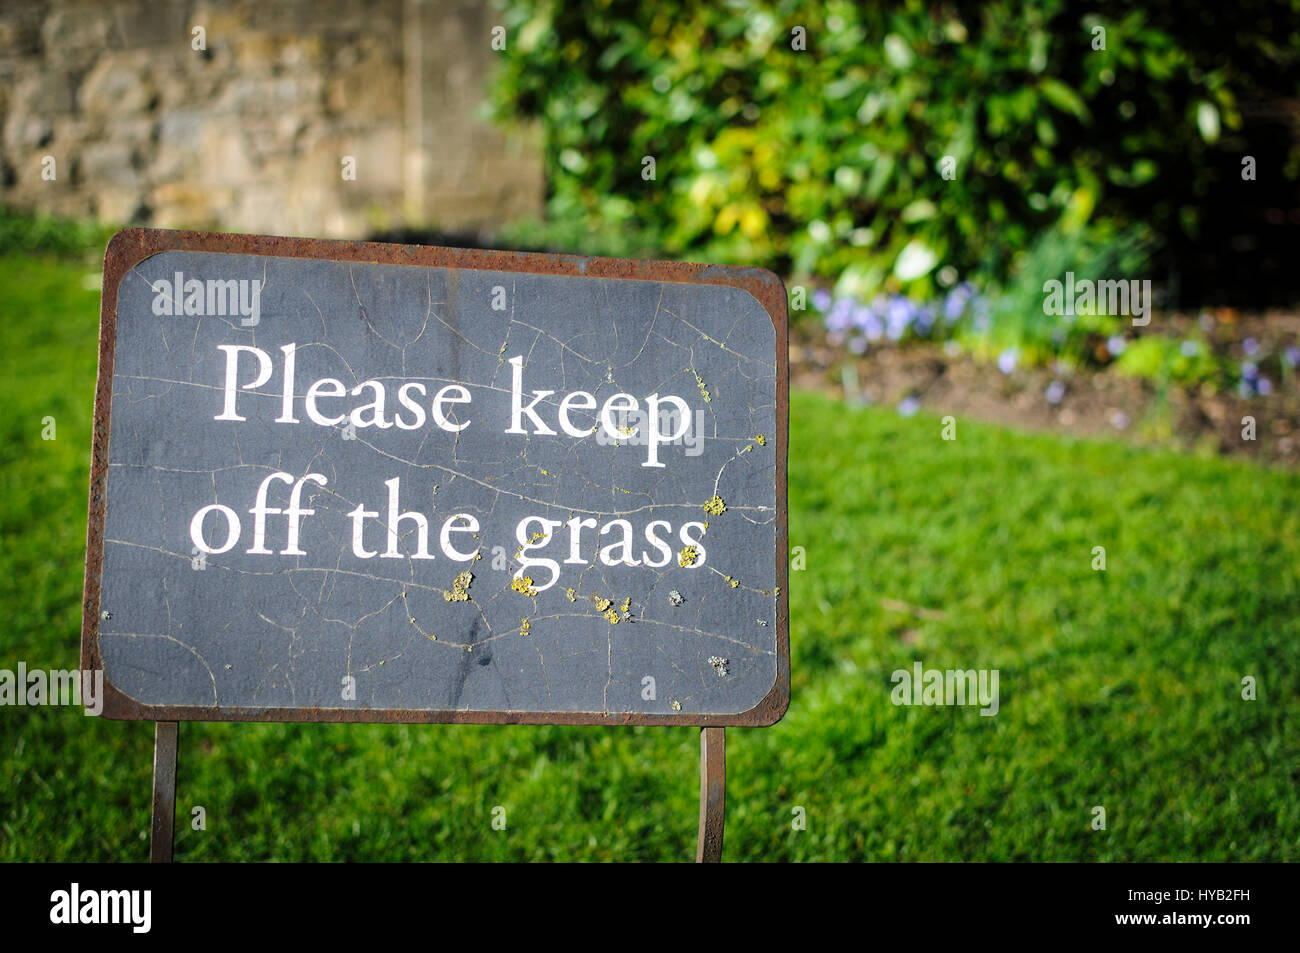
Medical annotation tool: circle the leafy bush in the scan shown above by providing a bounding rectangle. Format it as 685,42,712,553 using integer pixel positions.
491,0,1300,302
0,206,115,259
975,222,1152,365
1115,334,1221,388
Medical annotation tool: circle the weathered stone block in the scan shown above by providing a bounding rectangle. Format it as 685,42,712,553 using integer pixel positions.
79,140,139,188
80,53,157,115
13,70,77,114
3,0,543,238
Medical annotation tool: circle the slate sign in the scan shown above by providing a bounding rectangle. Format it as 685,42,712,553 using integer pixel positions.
82,229,789,726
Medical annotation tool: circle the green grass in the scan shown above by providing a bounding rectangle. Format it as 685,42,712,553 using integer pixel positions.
1,249,1297,861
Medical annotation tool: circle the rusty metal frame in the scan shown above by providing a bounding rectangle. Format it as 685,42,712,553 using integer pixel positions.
82,227,790,729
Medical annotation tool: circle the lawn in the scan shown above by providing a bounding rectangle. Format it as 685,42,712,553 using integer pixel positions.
1,249,1296,861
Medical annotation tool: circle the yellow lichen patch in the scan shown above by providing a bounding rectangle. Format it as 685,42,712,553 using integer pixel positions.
593,595,612,612
566,588,577,602
620,597,631,613
702,495,726,515
519,618,530,636
443,570,474,602
725,575,740,589
603,608,620,625
528,530,547,543
670,700,682,711
510,575,538,597
754,434,767,446
540,468,550,476
695,373,711,403
740,444,753,453
678,546,699,567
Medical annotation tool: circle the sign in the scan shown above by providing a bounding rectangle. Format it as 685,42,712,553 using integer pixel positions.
82,229,789,726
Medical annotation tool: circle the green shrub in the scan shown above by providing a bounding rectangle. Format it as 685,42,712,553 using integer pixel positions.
976,222,1153,366
491,0,1300,301
0,206,115,259
1116,335,1221,388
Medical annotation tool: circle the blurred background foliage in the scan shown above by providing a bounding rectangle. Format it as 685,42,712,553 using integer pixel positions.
0,210,116,262
489,0,1300,307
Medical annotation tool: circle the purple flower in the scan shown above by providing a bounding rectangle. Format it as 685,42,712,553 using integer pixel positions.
1284,346,1300,367
943,283,974,322
813,288,832,313
1180,340,1201,358
825,298,854,333
1257,376,1273,396
848,336,868,355
888,296,916,323
856,305,884,342
897,396,920,417
1106,335,1127,356
914,306,935,336
1109,410,1130,430
997,349,1018,375
1241,360,1259,381
943,293,965,322
885,297,915,341
1045,380,1066,405
1243,337,1260,357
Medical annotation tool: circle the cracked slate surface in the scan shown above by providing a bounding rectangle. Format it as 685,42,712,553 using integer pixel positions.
99,250,778,716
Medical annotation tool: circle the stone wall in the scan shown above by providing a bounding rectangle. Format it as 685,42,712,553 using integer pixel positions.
0,0,544,239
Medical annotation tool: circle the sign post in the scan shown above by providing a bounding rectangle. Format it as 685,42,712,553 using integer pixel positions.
696,726,726,862
149,721,177,863
83,228,789,862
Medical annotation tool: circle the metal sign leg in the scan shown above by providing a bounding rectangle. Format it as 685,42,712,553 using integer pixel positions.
696,726,725,863
150,721,177,863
